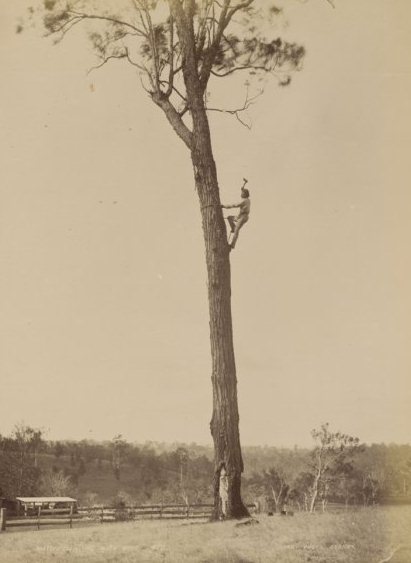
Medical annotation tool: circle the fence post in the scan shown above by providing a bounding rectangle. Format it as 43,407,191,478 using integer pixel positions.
37,506,41,531
0,508,7,532
69,505,73,529
100,507,104,524
186,504,190,520
160,502,163,519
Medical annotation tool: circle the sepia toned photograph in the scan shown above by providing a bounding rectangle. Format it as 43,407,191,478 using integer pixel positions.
1,1,410,561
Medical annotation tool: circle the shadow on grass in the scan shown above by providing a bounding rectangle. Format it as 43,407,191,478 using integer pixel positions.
201,556,255,563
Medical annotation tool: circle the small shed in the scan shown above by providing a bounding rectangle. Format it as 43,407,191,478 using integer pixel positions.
16,497,78,515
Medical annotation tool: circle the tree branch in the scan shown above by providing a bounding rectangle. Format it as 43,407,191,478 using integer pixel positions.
124,48,150,73
226,0,254,22
199,0,231,89
179,104,189,117
151,92,193,149
66,10,145,36
160,81,188,103
166,14,175,96
211,64,270,78
206,87,263,129
195,0,214,59
44,14,81,37
133,1,162,93
87,53,127,75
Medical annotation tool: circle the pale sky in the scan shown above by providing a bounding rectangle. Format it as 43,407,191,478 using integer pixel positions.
1,0,410,448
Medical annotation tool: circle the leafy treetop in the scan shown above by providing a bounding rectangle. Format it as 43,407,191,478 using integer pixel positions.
25,0,306,138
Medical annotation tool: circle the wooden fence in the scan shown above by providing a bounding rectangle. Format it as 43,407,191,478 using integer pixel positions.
1,506,79,531
77,503,218,523
0,501,361,532
1,503,243,532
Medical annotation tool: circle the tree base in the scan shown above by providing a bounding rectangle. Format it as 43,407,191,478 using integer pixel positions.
210,501,250,521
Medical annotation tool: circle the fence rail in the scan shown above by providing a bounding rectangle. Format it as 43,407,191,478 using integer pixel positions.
77,503,219,523
2,503,252,532
2,506,77,531
0,500,382,532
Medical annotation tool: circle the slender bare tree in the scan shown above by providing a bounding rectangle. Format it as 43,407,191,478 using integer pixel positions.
308,423,360,513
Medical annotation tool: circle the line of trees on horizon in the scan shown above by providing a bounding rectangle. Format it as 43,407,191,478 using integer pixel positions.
1,423,411,513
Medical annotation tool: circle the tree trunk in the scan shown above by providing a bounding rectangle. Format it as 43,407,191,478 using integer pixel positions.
309,471,321,513
309,452,323,513
189,106,248,520
156,1,249,520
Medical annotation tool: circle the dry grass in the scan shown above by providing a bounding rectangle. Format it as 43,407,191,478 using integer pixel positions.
2,506,411,562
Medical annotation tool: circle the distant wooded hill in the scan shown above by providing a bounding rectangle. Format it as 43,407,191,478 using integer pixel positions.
1,425,410,509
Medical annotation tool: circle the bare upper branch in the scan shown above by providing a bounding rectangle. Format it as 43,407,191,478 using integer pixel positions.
206,87,263,129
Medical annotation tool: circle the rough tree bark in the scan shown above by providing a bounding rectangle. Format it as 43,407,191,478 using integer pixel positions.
192,116,249,520
158,78,249,518
165,0,249,519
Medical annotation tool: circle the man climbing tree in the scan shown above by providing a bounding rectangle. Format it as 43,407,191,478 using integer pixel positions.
29,0,305,519
222,179,251,250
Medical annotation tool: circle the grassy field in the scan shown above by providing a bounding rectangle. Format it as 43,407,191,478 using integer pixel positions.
2,506,411,562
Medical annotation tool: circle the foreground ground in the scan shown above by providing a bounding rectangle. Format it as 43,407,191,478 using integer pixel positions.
2,506,411,562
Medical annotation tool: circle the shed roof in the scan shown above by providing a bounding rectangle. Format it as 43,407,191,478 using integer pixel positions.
16,497,77,503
